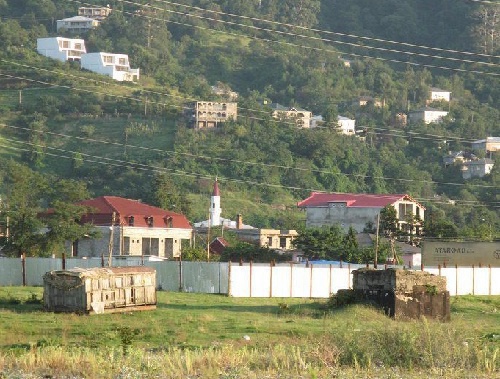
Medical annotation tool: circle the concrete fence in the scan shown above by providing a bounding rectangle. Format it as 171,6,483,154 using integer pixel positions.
0,257,498,297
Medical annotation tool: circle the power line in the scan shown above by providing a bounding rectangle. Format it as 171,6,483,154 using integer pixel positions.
2,122,496,191
67,0,500,76
0,68,490,146
1,139,497,209
146,0,500,61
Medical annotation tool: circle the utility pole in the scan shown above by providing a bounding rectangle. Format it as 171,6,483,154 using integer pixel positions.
206,213,211,262
374,213,380,269
108,212,116,267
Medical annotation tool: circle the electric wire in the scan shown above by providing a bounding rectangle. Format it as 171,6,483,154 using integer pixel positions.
66,0,500,76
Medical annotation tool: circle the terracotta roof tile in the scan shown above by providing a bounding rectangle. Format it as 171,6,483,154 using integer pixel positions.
79,196,192,229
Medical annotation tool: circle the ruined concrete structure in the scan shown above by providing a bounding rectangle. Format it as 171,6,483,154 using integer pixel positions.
349,269,450,320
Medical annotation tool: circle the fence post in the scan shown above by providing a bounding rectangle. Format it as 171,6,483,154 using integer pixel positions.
455,264,458,296
178,259,183,292
289,263,293,298
21,253,26,286
348,263,351,289
62,253,66,270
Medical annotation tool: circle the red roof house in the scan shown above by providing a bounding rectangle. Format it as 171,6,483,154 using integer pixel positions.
298,192,425,235
71,196,192,259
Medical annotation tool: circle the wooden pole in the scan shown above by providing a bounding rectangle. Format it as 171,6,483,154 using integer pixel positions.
21,253,26,286
374,213,380,268
108,212,116,267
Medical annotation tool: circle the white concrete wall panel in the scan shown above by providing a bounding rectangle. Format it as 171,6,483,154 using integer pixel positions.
456,267,475,295
229,265,251,297
270,266,293,297
290,266,312,298
250,264,272,297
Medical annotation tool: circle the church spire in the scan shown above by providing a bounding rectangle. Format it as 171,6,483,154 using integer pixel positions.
209,177,222,226
212,176,220,196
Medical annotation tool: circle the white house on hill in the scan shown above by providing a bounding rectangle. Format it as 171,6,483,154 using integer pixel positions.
81,52,140,82
337,115,356,135
37,37,86,63
408,107,448,124
56,16,99,33
429,88,451,102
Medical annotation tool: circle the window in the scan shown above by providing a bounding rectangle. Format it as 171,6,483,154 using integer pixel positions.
268,237,273,247
118,58,127,65
62,41,69,48
103,55,113,63
128,216,134,226
145,216,153,227
280,237,287,248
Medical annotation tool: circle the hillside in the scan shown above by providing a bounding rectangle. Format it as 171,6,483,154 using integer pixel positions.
0,0,498,236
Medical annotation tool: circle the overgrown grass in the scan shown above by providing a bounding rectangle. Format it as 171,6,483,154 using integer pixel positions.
0,288,498,378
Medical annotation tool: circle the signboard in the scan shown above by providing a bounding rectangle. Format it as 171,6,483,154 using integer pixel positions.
422,241,500,267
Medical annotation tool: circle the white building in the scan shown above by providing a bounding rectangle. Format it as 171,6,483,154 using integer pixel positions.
63,196,193,259
37,37,86,63
270,103,312,128
56,16,99,33
429,88,451,102
81,52,140,82
408,107,448,124
337,115,356,135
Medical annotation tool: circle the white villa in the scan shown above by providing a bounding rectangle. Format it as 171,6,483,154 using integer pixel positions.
429,88,451,102
37,37,86,62
337,115,356,135
56,16,99,33
408,107,449,124
80,52,140,82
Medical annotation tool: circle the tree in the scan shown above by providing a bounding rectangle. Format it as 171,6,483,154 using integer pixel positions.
148,174,192,218
293,225,344,260
342,226,359,262
0,161,94,257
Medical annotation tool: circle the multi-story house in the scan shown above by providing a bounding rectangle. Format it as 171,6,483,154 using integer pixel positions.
408,107,448,124
337,115,356,135
186,101,238,129
461,159,495,179
80,52,140,82
269,103,312,128
37,37,86,62
56,16,99,33
67,196,193,259
78,6,112,21
298,192,425,237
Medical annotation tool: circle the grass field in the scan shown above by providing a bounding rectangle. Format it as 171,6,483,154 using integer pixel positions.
0,288,498,378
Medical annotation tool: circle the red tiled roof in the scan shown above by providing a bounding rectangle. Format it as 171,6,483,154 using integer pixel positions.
78,196,192,229
298,192,425,209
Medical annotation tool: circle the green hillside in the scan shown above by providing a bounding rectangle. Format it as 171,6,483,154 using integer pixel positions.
0,0,498,237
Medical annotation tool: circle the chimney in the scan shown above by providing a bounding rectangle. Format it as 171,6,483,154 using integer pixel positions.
236,214,242,229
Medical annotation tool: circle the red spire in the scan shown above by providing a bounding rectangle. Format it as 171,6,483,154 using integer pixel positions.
212,177,220,196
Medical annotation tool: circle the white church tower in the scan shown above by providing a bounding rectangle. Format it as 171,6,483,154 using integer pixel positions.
209,178,222,226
